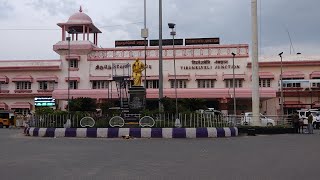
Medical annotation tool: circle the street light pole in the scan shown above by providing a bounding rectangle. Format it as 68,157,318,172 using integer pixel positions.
158,0,163,112
279,52,284,120
66,29,76,119
168,23,178,121
232,52,236,118
141,0,148,108
66,36,71,116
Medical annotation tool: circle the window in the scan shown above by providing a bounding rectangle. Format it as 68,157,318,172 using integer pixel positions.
225,79,243,88
170,80,187,88
259,79,271,87
69,60,78,68
92,81,109,89
39,81,56,90
197,80,215,88
16,81,31,90
146,80,159,89
69,81,78,89
283,82,301,88
0,82,7,89
311,82,320,88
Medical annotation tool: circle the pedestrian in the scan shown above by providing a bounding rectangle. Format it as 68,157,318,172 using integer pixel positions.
307,111,313,134
316,113,320,129
292,112,300,133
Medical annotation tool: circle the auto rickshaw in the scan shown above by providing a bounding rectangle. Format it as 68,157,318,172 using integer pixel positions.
0,110,15,128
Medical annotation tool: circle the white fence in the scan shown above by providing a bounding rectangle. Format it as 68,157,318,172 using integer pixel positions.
27,114,293,128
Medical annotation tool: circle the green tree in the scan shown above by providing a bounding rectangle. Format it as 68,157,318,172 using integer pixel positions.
160,97,175,113
35,107,54,115
98,101,115,115
69,97,97,112
181,98,207,112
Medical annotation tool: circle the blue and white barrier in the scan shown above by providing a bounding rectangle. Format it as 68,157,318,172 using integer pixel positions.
24,127,238,138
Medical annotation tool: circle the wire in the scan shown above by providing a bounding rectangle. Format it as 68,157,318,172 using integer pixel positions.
0,21,144,31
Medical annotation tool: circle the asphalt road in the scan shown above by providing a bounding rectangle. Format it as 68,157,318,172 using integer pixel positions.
0,129,319,180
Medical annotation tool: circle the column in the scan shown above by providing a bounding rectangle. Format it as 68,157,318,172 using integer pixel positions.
62,25,65,41
87,26,89,40
83,25,85,40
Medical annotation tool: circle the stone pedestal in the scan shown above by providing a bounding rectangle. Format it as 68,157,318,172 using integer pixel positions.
128,86,146,114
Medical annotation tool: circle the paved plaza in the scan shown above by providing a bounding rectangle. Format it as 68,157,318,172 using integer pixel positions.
0,129,319,180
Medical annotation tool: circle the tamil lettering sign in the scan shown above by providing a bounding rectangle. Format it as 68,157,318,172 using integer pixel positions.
185,38,220,45
115,40,148,47
95,64,152,70
150,39,183,46
180,59,240,70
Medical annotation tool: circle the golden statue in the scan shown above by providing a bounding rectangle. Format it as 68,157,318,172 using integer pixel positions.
132,58,145,86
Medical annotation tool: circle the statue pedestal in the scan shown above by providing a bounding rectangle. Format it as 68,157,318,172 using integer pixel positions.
128,86,146,114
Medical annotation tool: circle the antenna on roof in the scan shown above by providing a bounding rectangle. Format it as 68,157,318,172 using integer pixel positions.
285,27,295,55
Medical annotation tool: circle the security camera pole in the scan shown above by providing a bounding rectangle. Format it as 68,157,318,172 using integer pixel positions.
168,23,180,127
232,52,236,119
279,52,284,122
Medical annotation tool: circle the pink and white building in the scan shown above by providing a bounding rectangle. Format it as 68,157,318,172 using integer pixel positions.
0,9,319,115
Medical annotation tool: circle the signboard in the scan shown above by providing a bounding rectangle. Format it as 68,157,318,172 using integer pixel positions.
115,40,148,47
150,39,183,46
34,97,55,107
180,59,240,70
185,38,220,45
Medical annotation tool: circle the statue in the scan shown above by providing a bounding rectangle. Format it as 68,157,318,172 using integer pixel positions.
132,58,145,86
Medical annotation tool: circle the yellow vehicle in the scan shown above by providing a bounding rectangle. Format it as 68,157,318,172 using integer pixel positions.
0,110,15,128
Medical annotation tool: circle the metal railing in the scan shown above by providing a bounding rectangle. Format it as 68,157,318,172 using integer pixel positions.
26,114,293,128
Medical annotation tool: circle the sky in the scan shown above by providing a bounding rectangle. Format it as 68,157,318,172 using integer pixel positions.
0,0,319,60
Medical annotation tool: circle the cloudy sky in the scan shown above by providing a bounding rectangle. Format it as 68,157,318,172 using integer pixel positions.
0,0,319,60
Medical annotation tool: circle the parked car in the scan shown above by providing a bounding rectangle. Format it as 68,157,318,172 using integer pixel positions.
297,109,320,128
241,112,275,126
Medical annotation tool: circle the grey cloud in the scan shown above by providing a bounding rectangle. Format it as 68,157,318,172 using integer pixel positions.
27,0,77,17
97,0,320,55
0,1,14,19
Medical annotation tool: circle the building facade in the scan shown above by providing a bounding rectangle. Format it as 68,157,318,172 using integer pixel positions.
0,9,319,115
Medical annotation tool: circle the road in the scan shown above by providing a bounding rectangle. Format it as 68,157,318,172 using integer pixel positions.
0,128,319,180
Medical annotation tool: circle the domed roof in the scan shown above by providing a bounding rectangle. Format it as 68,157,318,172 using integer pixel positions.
67,6,92,24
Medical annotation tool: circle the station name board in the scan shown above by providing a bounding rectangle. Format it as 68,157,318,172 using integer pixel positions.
185,38,220,45
115,40,148,47
180,60,240,70
95,64,152,70
150,39,183,46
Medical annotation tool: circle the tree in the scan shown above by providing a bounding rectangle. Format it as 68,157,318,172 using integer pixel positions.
160,97,175,113
69,97,97,112
35,107,54,115
181,98,207,112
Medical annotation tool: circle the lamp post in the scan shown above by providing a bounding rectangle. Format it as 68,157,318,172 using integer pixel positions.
66,36,71,116
66,29,76,117
231,52,236,118
168,23,179,126
279,52,284,121
158,0,163,112
141,0,148,108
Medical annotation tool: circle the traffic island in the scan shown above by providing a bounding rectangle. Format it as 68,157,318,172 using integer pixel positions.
24,127,238,138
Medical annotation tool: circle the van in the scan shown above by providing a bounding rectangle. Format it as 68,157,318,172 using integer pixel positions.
0,110,15,128
296,109,319,127
241,112,275,126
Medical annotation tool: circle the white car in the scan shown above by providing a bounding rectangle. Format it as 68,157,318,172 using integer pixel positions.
241,112,275,126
